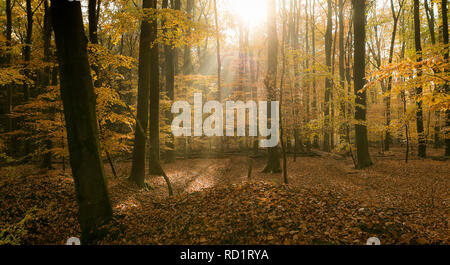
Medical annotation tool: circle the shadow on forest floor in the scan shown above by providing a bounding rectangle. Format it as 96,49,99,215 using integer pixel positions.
0,147,448,245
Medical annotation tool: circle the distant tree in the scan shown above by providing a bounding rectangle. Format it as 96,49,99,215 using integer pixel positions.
263,0,281,174
148,0,164,175
323,0,333,152
162,0,176,163
50,0,113,242
413,0,426,158
442,0,449,157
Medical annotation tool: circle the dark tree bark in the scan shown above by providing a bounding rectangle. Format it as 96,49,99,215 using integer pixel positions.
50,0,112,242
148,0,163,175
88,0,100,44
262,0,281,174
41,0,54,170
424,0,442,149
163,0,176,163
130,0,152,186
290,0,301,155
304,0,311,151
338,0,346,144
183,0,194,75
213,0,221,102
280,0,288,184
23,0,33,102
5,0,13,132
323,0,333,152
352,0,373,169
442,0,449,156
413,0,426,158
173,0,181,75
311,0,319,148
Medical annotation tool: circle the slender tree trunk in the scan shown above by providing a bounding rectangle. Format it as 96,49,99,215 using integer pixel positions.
148,0,163,175
311,0,319,148
413,0,426,158
323,0,333,152
51,0,113,243
129,0,152,187
424,0,441,149
263,0,281,174
442,0,449,156
291,0,301,154
213,0,221,102
88,0,100,44
163,0,176,163
41,0,54,170
304,0,311,152
183,0,194,75
338,0,346,145
23,0,33,102
280,0,288,184
5,0,13,132
353,0,373,169
385,0,404,151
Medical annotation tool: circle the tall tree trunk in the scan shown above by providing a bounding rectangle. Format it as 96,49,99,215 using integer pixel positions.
5,0,13,132
413,0,426,158
262,0,281,174
385,0,404,151
213,0,221,102
304,0,311,151
353,0,373,169
338,0,346,145
291,0,301,154
51,0,113,243
23,0,33,102
442,0,449,156
163,0,176,163
42,0,54,170
213,0,224,152
323,0,333,152
280,0,288,183
129,0,152,187
88,0,100,44
425,0,442,149
148,0,163,175
183,0,194,75
311,0,319,148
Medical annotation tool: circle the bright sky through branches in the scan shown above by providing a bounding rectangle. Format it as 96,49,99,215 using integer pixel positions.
228,0,268,26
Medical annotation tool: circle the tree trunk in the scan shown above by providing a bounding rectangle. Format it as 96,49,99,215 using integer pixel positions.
163,0,176,163
413,0,426,158
280,0,288,183
51,0,113,243
148,0,163,175
183,0,194,75
338,0,346,145
311,0,319,148
352,0,372,169
262,0,281,174
323,0,333,152
88,0,100,44
23,0,33,102
130,0,152,186
442,0,449,156
5,0,13,132
41,0,54,170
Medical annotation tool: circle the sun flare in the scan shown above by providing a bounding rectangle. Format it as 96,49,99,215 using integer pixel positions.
229,0,268,26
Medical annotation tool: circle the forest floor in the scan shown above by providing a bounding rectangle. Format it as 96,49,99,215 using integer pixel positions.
0,147,449,245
